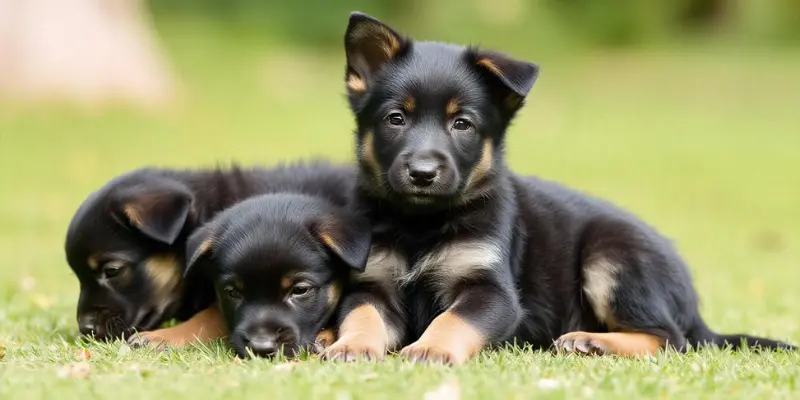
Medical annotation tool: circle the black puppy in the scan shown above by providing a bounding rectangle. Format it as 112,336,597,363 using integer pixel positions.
65,161,356,345
323,12,795,364
182,193,371,358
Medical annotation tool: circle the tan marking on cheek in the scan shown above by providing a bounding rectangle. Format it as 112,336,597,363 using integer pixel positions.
477,58,503,78
87,254,100,270
327,282,341,309
130,304,227,348
359,131,382,179
556,331,664,356
145,254,182,304
346,73,366,93
403,96,415,112
464,139,494,191
400,310,485,365
582,257,621,326
446,98,460,117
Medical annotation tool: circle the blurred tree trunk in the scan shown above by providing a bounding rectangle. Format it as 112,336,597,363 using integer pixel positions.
0,0,176,108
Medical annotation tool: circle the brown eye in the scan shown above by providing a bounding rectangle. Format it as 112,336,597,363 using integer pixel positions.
387,113,405,126
102,261,126,278
452,118,472,131
224,285,242,300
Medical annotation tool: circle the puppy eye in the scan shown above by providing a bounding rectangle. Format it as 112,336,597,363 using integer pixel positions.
102,261,126,278
289,283,315,299
452,118,473,131
224,285,242,300
386,112,405,126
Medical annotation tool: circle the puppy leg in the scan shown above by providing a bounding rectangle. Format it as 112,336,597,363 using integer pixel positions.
127,304,227,349
313,328,337,353
400,284,520,365
556,227,688,356
555,331,663,356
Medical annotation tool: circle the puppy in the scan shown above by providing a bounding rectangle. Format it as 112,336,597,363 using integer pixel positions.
324,12,795,365
182,193,371,358
65,161,356,345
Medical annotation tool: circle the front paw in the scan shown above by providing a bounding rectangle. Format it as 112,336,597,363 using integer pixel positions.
126,331,168,350
323,336,385,362
554,331,607,355
313,329,337,354
400,341,466,365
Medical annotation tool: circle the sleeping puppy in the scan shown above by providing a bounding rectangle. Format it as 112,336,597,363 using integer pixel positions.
64,161,356,346
180,193,371,358
323,12,795,365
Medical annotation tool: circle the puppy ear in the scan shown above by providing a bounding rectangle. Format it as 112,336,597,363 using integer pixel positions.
184,227,214,278
112,180,194,245
312,212,372,272
344,12,407,95
471,49,539,110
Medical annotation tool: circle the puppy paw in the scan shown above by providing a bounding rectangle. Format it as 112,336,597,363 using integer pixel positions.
313,329,337,354
400,341,465,365
323,336,385,362
126,331,168,350
554,331,607,355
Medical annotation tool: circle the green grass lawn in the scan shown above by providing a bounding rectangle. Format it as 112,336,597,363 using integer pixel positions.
1,22,799,399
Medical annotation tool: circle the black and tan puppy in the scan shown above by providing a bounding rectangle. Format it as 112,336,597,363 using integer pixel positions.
182,193,371,358
324,12,795,364
65,161,356,345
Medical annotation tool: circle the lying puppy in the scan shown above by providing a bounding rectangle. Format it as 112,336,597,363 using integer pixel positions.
65,161,356,345
180,193,371,358
324,12,795,364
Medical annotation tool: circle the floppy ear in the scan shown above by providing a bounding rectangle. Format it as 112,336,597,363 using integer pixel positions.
111,180,194,245
183,226,214,278
312,212,372,272
471,49,540,111
344,12,408,95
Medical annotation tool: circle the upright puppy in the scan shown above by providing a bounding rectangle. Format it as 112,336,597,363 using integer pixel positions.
65,161,356,346
324,13,795,364
183,193,371,358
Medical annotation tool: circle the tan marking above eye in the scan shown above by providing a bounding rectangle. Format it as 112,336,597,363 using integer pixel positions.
403,96,415,112
87,254,100,270
446,98,460,117
280,276,293,291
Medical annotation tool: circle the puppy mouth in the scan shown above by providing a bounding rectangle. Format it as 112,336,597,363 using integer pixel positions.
131,307,166,332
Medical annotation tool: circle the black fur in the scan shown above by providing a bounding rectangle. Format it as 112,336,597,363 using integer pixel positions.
184,193,371,358
65,161,357,340
333,12,794,363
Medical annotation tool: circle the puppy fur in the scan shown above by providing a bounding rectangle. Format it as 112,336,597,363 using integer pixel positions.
65,161,356,343
183,193,371,358
325,12,795,365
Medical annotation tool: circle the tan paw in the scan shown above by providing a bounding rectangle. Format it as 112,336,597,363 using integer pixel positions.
313,329,337,354
400,341,466,365
554,331,608,355
323,336,385,362
126,331,170,349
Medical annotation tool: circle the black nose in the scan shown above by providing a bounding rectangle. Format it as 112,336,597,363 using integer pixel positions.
408,162,439,187
78,313,105,338
245,333,280,357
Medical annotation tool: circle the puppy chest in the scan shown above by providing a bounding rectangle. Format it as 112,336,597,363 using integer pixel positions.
360,240,503,295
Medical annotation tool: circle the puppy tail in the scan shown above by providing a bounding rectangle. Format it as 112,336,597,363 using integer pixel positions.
687,319,796,351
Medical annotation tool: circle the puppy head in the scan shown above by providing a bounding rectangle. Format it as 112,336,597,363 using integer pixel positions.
65,169,195,340
344,12,539,209
185,193,370,359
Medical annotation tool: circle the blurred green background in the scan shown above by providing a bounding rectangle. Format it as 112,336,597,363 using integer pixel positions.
1,0,798,354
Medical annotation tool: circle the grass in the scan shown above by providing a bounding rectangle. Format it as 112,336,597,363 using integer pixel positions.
1,19,799,399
